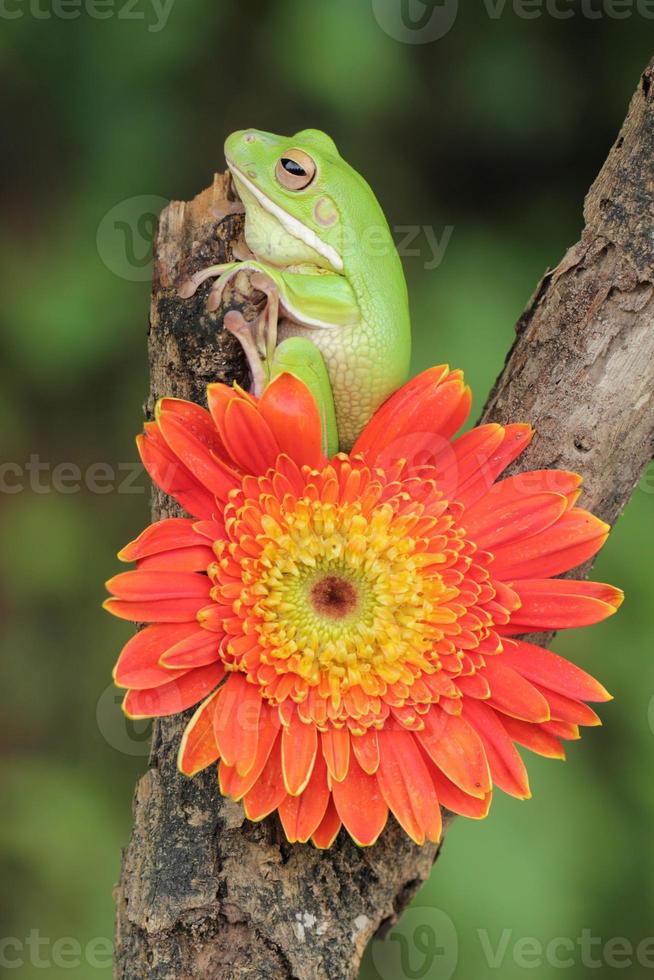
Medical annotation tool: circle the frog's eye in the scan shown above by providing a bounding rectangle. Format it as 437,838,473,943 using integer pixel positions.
275,150,316,191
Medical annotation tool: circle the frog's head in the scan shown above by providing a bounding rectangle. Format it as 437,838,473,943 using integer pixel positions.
225,128,381,273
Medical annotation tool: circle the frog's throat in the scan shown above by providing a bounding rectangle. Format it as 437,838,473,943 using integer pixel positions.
226,161,344,273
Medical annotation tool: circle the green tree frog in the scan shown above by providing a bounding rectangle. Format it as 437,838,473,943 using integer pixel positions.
179,128,411,454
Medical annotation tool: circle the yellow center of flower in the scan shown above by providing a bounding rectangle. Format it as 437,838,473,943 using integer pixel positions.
248,497,456,692
209,457,503,729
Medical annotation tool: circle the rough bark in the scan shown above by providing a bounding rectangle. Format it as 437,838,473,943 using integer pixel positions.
113,60,654,980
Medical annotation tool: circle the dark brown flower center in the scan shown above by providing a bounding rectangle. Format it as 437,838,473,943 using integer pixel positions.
310,575,358,620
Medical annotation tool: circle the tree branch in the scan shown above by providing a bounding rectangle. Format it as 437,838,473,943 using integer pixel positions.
113,59,654,980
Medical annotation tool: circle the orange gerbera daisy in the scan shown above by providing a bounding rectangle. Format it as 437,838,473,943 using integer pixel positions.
105,366,622,848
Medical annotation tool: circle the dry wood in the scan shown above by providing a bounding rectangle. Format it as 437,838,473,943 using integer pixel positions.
113,59,654,980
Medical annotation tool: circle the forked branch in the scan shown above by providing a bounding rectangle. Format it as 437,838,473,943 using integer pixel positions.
113,58,654,980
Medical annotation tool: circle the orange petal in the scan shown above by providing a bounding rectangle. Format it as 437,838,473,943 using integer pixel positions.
499,715,566,760
421,749,492,819
159,628,220,669
213,673,262,773
311,797,342,849
456,672,491,699
113,622,199,689
259,373,326,469
156,402,242,500
534,686,601,726
352,364,449,453
157,397,228,460
206,383,254,439
353,365,449,455
242,734,287,821
483,659,551,723
321,727,351,782
106,570,211,601
463,492,569,550
376,730,442,845
543,719,580,740
206,382,234,432
332,755,388,846
491,509,610,580
137,423,216,519
219,705,280,800
222,397,281,474
193,517,226,542
278,751,330,843
118,518,201,561
506,579,623,631
123,662,225,719
354,366,471,462
501,639,611,702
431,423,506,500
417,705,491,798
136,545,214,572
103,596,206,623
281,714,318,796
455,424,533,508
467,470,582,519
351,729,380,775
178,689,222,776
462,698,531,799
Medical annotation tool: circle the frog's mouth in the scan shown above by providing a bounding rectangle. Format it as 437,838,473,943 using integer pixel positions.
226,160,343,273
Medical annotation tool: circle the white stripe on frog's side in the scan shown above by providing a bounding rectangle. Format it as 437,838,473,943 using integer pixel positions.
226,161,344,273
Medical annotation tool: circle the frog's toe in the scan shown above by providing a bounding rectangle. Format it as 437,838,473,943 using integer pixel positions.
207,271,236,312
177,278,198,299
178,262,233,301
250,270,278,295
206,290,222,313
231,239,255,262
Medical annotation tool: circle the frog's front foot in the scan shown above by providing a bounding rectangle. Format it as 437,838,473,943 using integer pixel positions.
178,264,244,316
178,261,281,398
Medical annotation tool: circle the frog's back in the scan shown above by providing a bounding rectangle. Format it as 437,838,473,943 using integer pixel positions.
333,168,412,446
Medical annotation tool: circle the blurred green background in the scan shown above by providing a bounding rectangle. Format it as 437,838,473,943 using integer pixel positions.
1,3,653,977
